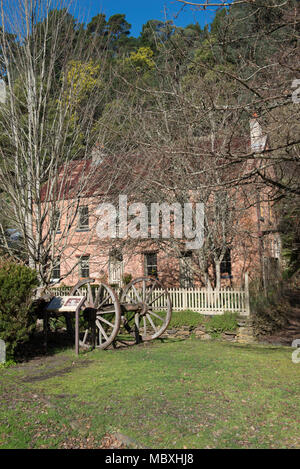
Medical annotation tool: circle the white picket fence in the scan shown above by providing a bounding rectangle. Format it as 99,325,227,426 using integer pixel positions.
51,275,250,317
149,287,249,316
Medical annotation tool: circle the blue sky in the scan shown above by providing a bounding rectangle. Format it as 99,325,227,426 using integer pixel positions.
72,0,216,37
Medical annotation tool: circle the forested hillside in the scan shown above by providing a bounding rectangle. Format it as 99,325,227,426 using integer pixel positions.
0,0,299,285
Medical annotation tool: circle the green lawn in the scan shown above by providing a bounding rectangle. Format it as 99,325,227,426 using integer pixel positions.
0,338,299,449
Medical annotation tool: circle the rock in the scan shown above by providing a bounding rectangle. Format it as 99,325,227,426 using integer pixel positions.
221,332,237,342
166,329,177,335
236,326,256,344
237,338,256,344
199,333,212,340
176,330,190,337
237,320,247,327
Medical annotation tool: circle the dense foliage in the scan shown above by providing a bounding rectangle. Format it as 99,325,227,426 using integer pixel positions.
0,261,39,358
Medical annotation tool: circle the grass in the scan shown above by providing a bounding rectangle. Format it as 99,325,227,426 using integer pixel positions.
0,338,299,449
168,310,206,329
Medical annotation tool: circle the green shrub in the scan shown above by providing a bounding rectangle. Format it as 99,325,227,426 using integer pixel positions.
205,312,238,337
0,261,39,359
0,359,16,369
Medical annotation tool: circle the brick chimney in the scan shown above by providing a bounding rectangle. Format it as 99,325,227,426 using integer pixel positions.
91,143,106,166
250,114,267,153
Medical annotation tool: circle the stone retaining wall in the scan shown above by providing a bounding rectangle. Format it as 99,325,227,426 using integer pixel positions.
161,318,256,344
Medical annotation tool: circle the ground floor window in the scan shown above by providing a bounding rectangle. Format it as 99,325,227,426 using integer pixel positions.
51,257,60,282
220,248,232,277
78,206,89,231
79,255,90,278
145,252,158,277
53,210,61,233
109,250,123,285
180,253,194,288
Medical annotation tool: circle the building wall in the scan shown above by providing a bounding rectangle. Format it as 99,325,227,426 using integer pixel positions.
52,178,280,289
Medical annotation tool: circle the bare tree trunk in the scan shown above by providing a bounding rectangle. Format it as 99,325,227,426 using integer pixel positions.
0,0,135,286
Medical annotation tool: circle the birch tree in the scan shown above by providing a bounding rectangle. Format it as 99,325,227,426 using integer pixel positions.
0,0,126,285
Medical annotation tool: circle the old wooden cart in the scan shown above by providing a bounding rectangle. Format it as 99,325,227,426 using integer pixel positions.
45,276,172,352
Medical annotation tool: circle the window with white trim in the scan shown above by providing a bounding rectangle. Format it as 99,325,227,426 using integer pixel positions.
53,210,61,233
78,206,89,230
180,252,194,288
145,252,158,277
51,257,60,282
220,248,232,277
109,250,123,285
79,256,90,278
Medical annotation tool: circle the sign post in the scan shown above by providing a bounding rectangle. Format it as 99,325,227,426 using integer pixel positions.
46,296,86,356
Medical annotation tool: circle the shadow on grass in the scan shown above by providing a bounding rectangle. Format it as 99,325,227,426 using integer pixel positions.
13,329,186,364
14,330,76,363
225,341,291,353
101,336,186,352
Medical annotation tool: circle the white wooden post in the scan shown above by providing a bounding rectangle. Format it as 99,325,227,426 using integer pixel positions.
183,288,187,310
245,272,250,316
0,339,6,364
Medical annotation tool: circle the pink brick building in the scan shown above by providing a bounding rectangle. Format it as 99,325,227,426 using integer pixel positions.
49,119,281,289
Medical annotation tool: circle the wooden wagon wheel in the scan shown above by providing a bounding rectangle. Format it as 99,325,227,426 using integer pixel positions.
70,279,121,350
119,276,172,344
